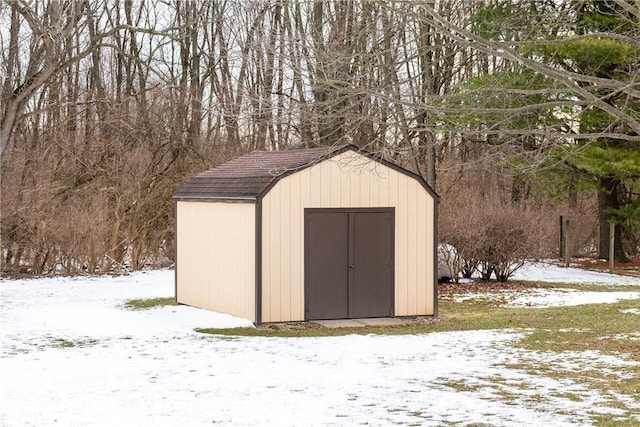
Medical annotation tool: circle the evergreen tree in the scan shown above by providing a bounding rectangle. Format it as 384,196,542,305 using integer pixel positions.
465,0,640,260
537,1,639,260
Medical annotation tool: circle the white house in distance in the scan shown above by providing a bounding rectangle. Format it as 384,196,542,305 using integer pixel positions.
173,144,439,324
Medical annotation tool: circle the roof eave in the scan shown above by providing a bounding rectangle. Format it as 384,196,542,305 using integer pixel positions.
173,195,258,202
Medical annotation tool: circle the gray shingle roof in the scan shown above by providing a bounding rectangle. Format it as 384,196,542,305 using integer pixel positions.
174,145,351,200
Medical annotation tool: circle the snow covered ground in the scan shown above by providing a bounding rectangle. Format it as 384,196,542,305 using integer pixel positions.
512,261,640,286
1,263,639,426
447,262,640,308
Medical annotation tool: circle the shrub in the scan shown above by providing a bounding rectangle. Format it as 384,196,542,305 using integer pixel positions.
439,188,553,282
472,206,549,281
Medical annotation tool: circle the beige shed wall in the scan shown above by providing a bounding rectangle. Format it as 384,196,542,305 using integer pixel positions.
176,201,256,322
261,151,435,323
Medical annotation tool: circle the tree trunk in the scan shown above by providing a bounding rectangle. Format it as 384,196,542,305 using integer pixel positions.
598,177,627,262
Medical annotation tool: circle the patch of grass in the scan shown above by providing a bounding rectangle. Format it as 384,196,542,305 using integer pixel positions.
591,414,640,427
51,338,76,348
196,326,381,337
197,298,640,347
48,337,98,349
475,369,637,425
453,299,640,425
436,380,483,393
124,297,176,310
444,299,640,410
526,282,640,293
517,300,640,356
550,391,583,402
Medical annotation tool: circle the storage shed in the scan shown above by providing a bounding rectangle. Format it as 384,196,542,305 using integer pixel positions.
174,144,439,324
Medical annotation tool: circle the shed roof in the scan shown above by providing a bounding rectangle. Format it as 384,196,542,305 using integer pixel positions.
174,144,438,201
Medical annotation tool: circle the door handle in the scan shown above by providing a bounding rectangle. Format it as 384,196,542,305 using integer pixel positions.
349,264,355,269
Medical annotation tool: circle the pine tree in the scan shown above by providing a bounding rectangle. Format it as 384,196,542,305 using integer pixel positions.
464,0,640,260
536,1,640,261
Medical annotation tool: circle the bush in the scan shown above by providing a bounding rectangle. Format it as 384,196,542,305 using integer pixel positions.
439,189,553,282
438,213,477,283
471,206,549,281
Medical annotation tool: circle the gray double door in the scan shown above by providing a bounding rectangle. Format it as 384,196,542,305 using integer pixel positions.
304,208,394,320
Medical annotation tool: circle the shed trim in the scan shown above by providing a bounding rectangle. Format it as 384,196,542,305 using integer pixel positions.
433,199,439,317
173,196,257,202
255,200,263,324
174,201,179,304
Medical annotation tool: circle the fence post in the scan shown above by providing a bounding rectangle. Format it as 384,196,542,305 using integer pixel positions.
564,218,571,268
559,215,564,259
609,220,615,273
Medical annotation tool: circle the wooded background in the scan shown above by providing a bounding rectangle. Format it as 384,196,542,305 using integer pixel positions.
1,0,639,275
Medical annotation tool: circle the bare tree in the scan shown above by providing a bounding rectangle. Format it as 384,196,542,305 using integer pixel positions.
3,0,636,275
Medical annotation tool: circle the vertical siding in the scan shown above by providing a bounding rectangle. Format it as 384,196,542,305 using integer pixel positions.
416,193,428,314
330,161,342,207
279,178,292,322
176,201,256,322
396,174,409,316
261,151,436,322
359,165,371,206
426,197,436,314
268,188,282,321
369,164,381,206
289,172,303,319
258,197,275,322
349,164,361,206
407,182,418,315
